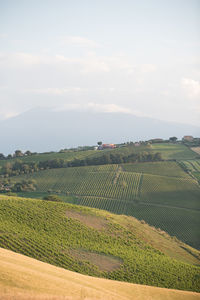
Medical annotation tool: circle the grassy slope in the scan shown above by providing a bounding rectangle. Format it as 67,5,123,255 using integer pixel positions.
122,161,190,178
0,195,200,293
1,248,200,300
12,160,200,249
151,143,198,160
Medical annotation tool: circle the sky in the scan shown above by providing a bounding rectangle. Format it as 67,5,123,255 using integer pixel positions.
0,0,200,126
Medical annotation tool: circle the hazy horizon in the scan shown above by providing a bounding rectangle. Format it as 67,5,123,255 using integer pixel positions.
1,0,200,128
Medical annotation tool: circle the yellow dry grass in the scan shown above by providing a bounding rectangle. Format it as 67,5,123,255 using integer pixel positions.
0,248,200,300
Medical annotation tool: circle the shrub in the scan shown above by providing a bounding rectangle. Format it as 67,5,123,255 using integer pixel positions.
43,195,62,202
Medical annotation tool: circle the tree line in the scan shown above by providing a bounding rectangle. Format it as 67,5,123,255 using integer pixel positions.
1,151,162,177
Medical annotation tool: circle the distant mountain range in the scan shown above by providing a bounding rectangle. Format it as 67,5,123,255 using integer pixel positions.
0,107,200,154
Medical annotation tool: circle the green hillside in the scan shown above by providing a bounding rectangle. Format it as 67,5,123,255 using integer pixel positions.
0,149,96,167
179,160,200,183
122,161,190,178
0,195,199,292
151,143,198,160
11,161,200,249
1,142,197,169
1,143,200,249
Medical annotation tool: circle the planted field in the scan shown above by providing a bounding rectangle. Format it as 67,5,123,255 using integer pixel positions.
15,165,142,201
10,161,200,249
180,160,200,173
151,143,198,160
140,174,199,209
122,161,189,178
1,248,200,300
0,195,200,292
191,147,200,155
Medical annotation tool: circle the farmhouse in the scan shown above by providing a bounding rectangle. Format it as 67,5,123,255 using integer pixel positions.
183,135,194,142
98,144,116,150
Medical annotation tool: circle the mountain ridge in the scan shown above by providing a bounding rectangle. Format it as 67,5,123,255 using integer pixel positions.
0,107,199,154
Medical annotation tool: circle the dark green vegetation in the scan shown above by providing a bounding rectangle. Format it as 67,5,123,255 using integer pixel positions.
43,194,62,202
10,158,200,249
1,143,200,248
0,149,162,177
0,195,200,292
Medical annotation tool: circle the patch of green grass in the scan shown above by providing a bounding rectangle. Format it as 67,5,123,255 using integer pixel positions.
151,144,198,160
122,161,189,178
0,195,199,292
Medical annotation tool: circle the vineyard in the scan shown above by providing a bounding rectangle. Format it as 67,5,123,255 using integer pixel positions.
179,160,200,173
0,195,200,292
14,165,142,201
151,143,198,160
11,161,200,249
122,161,189,178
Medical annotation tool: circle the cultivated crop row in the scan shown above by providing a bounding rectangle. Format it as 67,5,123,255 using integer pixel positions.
180,160,200,173
1,196,199,292
122,161,189,178
18,165,142,201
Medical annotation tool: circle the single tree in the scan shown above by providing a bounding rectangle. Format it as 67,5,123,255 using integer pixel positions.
24,150,32,156
14,150,23,157
0,153,5,160
169,137,178,142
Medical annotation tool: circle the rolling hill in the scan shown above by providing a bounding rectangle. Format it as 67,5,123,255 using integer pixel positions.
9,156,200,249
0,107,200,154
0,195,200,293
1,247,200,300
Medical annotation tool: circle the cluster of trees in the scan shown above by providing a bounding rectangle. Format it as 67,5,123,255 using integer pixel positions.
182,138,200,147
0,179,36,193
68,151,162,167
0,150,35,160
1,158,68,177
43,194,62,202
2,160,40,176
1,152,162,177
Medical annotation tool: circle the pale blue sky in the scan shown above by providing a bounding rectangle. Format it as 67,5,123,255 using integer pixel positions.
0,0,200,125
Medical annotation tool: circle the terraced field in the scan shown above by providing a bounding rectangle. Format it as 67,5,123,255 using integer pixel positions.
0,195,200,292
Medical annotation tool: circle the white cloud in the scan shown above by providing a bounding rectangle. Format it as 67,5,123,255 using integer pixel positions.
0,51,158,77
140,64,157,73
53,102,150,118
59,36,100,48
181,78,200,99
0,111,20,120
25,87,85,95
